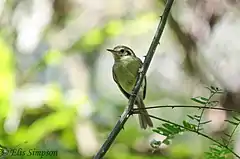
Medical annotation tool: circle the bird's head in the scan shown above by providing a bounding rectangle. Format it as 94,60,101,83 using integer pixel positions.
107,45,136,61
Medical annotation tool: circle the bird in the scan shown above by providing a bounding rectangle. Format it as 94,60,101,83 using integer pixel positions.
107,45,153,129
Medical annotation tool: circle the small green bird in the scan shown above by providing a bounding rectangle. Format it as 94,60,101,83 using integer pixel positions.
107,45,153,129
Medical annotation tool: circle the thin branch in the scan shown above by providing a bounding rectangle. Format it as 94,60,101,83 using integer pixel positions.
134,104,240,156
94,0,174,158
227,119,240,146
145,114,240,159
197,91,219,131
133,105,240,113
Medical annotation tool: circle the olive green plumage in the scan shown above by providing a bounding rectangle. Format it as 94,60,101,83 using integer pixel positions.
107,45,153,129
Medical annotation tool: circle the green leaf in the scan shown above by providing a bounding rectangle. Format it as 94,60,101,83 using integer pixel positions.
194,115,201,119
191,97,207,105
157,127,173,136
162,139,170,145
152,129,160,134
205,86,215,93
223,132,231,137
200,97,209,101
182,120,197,131
188,115,200,122
200,120,212,125
206,86,224,94
162,123,183,134
182,120,193,130
233,116,240,122
225,119,239,126
187,115,194,120
210,86,217,91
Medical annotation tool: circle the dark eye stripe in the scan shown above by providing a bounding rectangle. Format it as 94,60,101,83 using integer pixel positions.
126,50,131,55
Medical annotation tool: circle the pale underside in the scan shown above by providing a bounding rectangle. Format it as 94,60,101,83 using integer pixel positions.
112,56,145,98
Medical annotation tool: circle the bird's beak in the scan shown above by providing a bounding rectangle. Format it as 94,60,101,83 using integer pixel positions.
107,48,120,60
107,49,117,54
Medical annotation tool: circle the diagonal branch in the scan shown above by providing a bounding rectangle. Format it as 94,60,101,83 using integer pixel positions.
94,0,174,158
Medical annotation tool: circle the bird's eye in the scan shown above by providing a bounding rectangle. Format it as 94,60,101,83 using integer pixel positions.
120,49,124,53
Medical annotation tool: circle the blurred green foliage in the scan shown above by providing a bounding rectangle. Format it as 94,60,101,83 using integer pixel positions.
0,1,233,158
0,37,15,119
0,28,200,158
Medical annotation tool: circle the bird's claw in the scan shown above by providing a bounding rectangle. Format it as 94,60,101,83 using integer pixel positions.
138,67,143,73
130,93,137,98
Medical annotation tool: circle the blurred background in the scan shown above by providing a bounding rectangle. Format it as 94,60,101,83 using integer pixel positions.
0,0,240,158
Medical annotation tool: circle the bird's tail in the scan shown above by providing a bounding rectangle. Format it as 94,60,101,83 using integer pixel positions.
136,97,153,129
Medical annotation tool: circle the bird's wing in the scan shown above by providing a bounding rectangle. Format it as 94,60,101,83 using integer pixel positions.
112,66,131,99
112,58,147,100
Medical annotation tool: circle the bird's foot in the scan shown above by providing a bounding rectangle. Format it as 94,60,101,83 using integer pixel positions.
138,67,144,73
130,93,137,98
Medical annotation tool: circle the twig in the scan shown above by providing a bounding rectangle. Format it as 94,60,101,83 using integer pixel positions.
134,104,240,157
94,0,174,158
133,105,240,113
146,114,240,159
226,119,240,146
197,91,219,132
